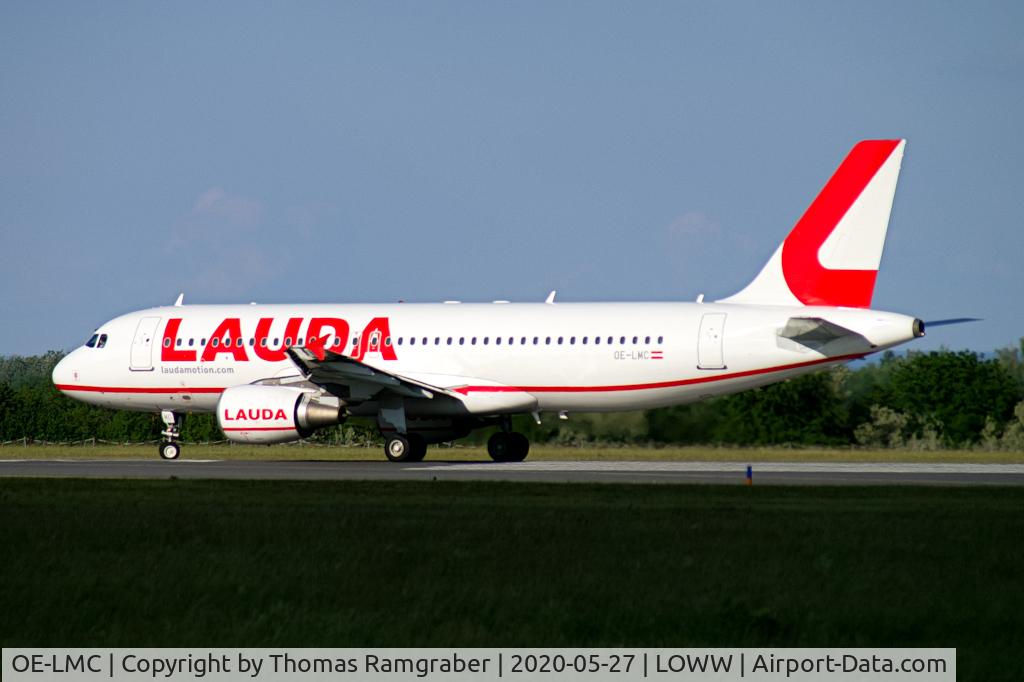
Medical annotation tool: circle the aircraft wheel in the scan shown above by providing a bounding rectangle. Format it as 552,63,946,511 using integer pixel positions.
384,434,422,462
507,432,530,462
407,434,428,462
487,432,512,462
158,441,181,460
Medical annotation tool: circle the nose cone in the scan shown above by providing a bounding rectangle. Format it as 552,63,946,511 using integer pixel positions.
52,353,76,391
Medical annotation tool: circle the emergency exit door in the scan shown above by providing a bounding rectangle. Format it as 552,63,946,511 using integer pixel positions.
697,313,727,369
130,316,161,371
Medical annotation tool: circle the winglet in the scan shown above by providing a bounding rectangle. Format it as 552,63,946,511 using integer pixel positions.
545,290,557,304
173,293,184,307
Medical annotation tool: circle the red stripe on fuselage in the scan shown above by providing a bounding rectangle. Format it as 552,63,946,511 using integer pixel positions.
55,384,225,394
452,353,865,395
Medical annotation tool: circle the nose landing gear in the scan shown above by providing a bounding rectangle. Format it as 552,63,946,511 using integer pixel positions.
487,431,530,462
159,410,183,460
487,416,530,462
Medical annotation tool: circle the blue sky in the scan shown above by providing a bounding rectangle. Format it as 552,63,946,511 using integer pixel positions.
2,2,1022,355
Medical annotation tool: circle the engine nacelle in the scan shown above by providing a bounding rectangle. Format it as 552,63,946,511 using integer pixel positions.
217,384,344,444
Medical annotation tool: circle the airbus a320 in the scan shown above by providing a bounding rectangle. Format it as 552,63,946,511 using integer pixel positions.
53,139,958,462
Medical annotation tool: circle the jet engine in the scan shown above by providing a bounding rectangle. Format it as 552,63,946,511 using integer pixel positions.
217,384,345,444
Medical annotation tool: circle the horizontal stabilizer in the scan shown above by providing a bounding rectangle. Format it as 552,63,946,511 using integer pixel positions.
778,316,872,355
779,317,860,343
923,318,981,328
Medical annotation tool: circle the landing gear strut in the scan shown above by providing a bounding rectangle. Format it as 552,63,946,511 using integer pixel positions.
159,410,182,460
384,433,427,463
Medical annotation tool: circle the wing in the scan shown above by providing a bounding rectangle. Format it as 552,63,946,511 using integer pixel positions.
286,341,539,415
286,346,459,403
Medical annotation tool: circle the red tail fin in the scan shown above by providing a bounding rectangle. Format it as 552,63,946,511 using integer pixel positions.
721,139,905,308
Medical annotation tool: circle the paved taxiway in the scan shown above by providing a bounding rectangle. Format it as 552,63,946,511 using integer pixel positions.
1,459,1023,486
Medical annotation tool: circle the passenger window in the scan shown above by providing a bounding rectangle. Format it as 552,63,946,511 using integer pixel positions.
545,337,551,345
472,337,477,345
607,336,613,344
658,336,664,344
398,338,404,346
459,337,465,345
520,337,526,345
582,337,588,345
645,336,651,344
385,337,392,346
595,336,601,345
163,338,171,348
557,337,563,345
533,337,539,345
496,337,502,345
632,336,638,344
410,337,415,346
212,338,220,348
570,336,576,345
189,338,195,347
483,337,489,345
620,336,626,345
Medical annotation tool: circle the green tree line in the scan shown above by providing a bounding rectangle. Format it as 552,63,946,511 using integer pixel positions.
3,344,1024,448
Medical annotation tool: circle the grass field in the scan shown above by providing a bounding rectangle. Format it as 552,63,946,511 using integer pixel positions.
1,478,1022,680
4,442,1024,463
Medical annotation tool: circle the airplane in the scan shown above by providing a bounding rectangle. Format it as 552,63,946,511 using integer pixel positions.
52,139,946,462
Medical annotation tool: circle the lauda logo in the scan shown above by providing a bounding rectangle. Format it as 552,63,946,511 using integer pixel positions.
780,140,899,308
161,316,397,363
223,408,288,421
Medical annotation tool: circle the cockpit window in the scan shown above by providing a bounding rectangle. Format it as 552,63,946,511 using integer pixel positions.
96,334,108,348
85,334,99,348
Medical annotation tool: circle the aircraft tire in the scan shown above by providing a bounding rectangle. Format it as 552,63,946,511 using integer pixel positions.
407,434,428,462
487,432,512,462
158,441,181,460
506,432,529,462
384,434,422,462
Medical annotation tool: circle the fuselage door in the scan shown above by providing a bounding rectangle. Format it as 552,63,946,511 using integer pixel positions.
130,316,161,371
697,312,727,370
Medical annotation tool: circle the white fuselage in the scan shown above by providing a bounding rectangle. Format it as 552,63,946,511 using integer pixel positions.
52,301,920,417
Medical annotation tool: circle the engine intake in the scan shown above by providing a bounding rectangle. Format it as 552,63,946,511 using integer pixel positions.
217,384,345,444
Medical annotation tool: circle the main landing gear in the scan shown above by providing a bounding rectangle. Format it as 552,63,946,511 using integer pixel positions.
159,410,182,460
384,433,428,463
378,414,530,464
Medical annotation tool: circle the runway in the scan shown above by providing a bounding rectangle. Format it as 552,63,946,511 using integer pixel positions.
2,458,1024,486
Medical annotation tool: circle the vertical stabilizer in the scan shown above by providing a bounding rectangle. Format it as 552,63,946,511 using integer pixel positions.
720,139,905,308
